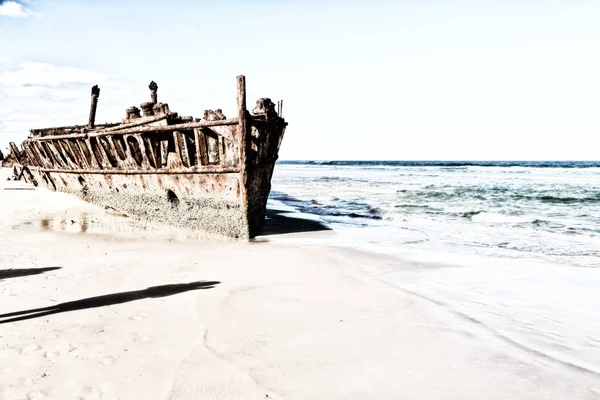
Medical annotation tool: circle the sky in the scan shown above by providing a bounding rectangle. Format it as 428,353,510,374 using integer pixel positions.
1,0,600,160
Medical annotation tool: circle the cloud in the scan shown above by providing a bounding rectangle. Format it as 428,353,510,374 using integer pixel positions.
0,62,134,145
0,1,41,18
0,62,122,88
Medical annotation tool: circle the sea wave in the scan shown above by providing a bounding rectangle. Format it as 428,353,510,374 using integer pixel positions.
269,191,382,222
278,160,600,168
400,186,600,205
271,161,600,268
468,212,538,224
395,204,436,209
512,194,600,204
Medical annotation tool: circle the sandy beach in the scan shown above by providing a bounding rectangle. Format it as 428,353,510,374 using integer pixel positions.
1,167,598,400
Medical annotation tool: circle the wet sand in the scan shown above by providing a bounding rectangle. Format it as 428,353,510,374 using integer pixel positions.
1,168,598,399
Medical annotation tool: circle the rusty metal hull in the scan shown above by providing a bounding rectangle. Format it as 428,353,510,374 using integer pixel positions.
16,76,287,239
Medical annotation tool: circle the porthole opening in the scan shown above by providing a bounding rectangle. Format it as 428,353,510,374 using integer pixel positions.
166,189,179,207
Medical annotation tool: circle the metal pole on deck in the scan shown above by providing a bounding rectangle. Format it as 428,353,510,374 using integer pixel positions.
88,85,100,129
149,81,158,104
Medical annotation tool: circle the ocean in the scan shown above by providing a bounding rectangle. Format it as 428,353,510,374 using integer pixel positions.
269,161,600,375
270,161,600,269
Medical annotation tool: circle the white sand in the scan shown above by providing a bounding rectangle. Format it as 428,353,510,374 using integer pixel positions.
1,168,598,400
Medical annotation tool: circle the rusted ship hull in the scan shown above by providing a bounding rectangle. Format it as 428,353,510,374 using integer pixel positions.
14,76,287,238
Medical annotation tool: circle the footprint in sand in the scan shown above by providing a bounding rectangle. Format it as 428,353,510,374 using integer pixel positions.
52,342,79,356
133,334,151,344
21,344,41,355
22,376,36,386
64,325,84,334
130,313,147,321
42,342,76,359
100,357,114,367
27,391,44,400
67,343,81,353
79,387,101,400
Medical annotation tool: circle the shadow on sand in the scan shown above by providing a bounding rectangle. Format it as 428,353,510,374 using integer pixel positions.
259,208,332,236
0,267,62,281
0,280,220,324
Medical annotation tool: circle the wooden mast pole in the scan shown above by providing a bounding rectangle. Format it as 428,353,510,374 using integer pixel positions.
236,75,250,236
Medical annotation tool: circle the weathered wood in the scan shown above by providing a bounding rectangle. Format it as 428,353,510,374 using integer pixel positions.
76,139,93,167
31,118,238,141
205,130,220,165
100,114,167,132
173,131,191,168
41,142,59,167
36,166,240,175
59,140,79,168
160,140,169,167
32,141,52,168
47,142,68,168
9,142,23,164
30,123,119,137
141,136,159,168
88,137,107,169
194,128,209,166
21,142,38,167
124,136,144,167
237,75,249,219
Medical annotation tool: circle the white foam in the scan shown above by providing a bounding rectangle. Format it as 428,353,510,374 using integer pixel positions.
471,212,534,224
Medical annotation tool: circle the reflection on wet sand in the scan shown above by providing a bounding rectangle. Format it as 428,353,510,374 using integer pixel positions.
34,209,233,242
26,205,331,243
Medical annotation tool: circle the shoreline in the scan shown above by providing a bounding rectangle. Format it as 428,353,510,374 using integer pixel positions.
1,168,598,399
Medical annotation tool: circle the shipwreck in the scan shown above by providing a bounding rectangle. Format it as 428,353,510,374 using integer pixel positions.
11,76,287,238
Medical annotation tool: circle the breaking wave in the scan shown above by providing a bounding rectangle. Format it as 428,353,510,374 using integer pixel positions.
270,191,382,222
470,213,537,225
270,161,600,268
278,160,600,168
